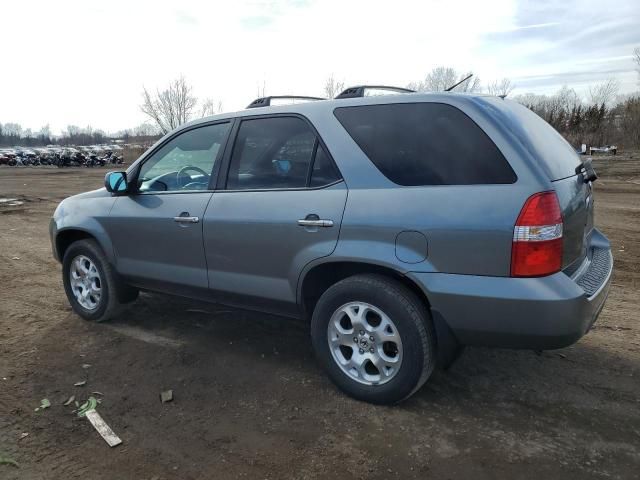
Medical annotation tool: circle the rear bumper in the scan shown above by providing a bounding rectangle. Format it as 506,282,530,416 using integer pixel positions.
408,232,613,350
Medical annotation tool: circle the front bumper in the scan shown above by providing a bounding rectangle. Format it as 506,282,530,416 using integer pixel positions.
50,217,61,262
408,231,613,350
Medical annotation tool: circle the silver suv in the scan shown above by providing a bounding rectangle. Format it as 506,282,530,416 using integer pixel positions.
50,88,613,404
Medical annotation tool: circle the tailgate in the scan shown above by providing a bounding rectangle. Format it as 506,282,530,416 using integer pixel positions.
553,174,594,273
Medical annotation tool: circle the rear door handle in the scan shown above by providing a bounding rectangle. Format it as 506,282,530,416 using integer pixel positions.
174,215,199,224
297,219,333,227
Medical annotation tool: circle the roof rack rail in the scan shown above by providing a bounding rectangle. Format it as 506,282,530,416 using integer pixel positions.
335,85,415,99
246,96,326,109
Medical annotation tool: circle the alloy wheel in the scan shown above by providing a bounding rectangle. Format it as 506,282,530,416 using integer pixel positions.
327,302,403,385
69,255,102,310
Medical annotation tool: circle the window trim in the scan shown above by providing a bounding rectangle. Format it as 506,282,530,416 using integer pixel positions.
217,113,343,193
128,119,234,195
333,102,517,187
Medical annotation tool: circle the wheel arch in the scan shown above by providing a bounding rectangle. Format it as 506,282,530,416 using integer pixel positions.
298,260,429,318
55,228,113,264
298,259,462,365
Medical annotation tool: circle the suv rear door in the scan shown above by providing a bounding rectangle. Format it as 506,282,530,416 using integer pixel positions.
203,115,346,315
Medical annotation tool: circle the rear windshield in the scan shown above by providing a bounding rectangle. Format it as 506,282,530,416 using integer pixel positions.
334,103,516,186
482,98,581,180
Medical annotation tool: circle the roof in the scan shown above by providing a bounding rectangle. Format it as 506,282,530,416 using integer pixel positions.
183,91,504,130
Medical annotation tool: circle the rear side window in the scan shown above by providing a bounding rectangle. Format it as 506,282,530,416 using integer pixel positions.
334,103,516,186
227,116,340,190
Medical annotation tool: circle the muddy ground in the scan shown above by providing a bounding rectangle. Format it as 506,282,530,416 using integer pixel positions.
1,155,639,479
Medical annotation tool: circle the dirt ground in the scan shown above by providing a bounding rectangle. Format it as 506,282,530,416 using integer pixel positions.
1,155,639,480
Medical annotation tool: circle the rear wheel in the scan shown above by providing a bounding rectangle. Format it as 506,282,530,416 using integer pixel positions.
62,239,137,322
311,274,435,404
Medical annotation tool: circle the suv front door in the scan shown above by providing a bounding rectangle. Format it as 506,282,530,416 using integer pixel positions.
203,116,346,315
107,122,231,294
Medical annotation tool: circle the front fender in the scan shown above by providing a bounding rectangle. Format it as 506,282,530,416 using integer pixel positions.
51,193,117,264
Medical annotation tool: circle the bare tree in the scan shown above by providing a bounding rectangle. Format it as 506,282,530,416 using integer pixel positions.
555,85,581,112
324,75,345,99
588,78,620,106
634,47,640,83
199,98,223,118
37,124,51,139
2,122,23,137
140,76,198,134
65,125,81,138
409,67,481,93
133,122,161,137
486,78,515,97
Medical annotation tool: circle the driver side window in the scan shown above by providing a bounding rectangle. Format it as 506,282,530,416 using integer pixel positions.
137,122,230,193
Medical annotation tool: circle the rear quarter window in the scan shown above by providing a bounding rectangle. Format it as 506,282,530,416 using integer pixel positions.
483,98,581,181
334,103,516,186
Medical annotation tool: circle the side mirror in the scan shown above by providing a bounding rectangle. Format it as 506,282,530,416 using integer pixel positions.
105,171,128,194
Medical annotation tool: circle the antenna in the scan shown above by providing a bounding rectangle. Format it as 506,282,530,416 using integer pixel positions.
445,73,474,92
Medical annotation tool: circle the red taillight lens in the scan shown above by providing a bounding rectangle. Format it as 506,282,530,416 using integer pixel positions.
511,191,563,277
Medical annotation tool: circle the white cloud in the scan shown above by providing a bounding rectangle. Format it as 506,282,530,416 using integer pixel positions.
1,0,638,134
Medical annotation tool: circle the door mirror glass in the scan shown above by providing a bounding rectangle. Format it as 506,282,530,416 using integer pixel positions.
105,171,128,193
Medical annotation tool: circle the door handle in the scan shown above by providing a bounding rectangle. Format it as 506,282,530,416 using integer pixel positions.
297,219,334,227
174,215,200,224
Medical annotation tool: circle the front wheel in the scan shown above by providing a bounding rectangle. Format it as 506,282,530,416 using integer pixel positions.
62,239,136,322
311,274,436,404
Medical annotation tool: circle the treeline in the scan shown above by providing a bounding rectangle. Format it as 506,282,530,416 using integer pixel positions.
405,67,640,149
0,123,160,148
3,82,640,150
514,87,640,149
0,123,54,147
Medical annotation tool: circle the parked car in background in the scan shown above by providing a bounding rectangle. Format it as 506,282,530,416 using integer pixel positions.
0,149,18,166
50,89,613,404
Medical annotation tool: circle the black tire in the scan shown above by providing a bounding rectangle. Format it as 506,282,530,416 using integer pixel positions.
62,239,136,322
311,274,436,404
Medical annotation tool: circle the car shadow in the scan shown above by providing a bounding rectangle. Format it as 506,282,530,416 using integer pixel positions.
107,291,639,411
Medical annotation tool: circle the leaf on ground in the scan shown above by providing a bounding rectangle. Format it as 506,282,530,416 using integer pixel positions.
0,455,19,467
82,364,92,369
74,380,87,387
77,397,98,418
34,398,51,412
63,395,75,406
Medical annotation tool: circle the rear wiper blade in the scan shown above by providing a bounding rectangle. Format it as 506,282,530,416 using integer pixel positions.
575,157,598,183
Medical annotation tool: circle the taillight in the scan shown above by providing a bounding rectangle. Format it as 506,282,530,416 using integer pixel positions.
511,191,563,277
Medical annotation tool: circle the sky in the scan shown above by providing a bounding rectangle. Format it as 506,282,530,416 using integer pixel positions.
1,0,639,135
